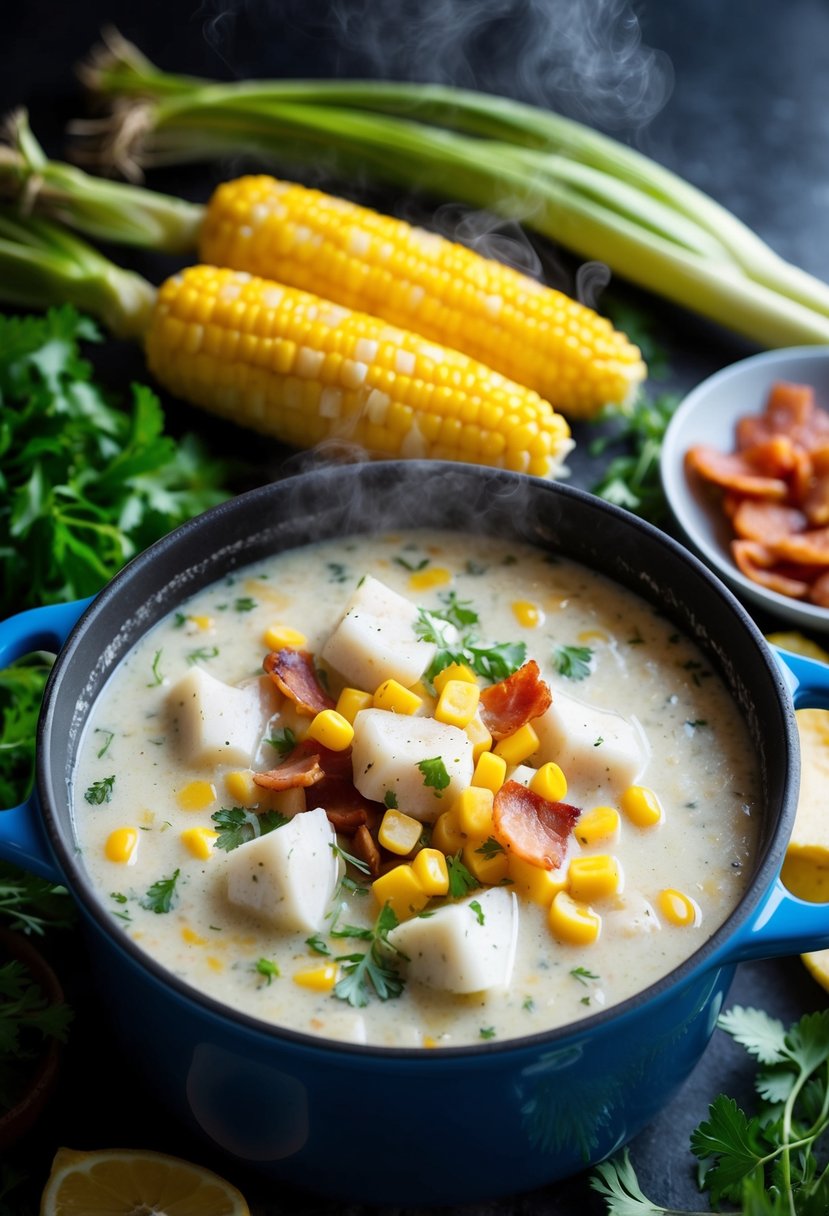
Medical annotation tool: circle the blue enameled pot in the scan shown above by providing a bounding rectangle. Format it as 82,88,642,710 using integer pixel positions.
2,461,829,1206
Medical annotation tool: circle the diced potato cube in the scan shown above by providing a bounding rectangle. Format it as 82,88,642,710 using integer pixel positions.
533,690,650,794
168,669,275,767
351,709,473,823
320,575,437,691
387,887,518,993
225,807,340,931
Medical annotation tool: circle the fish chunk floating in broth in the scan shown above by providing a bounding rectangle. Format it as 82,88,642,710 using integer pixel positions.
72,530,760,1048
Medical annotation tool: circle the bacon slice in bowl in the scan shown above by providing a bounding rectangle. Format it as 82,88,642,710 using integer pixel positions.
492,780,580,870
479,659,552,740
264,648,335,715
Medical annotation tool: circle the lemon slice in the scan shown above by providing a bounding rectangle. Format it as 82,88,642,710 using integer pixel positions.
39,1147,251,1216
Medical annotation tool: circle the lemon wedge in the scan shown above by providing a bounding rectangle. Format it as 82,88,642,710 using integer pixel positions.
39,1147,250,1216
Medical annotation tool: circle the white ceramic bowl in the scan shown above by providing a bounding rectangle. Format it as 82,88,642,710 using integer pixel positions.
660,346,829,632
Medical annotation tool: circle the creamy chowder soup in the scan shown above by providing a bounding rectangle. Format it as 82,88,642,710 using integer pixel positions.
72,530,760,1048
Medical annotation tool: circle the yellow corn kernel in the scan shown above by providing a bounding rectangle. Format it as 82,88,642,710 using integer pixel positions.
307,708,354,751
263,623,307,650
408,566,451,591
177,780,217,812
378,809,423,856
472,750,507,794
508,854,568,905
433,662,478,695
373,679,422,715
658,888,701,927
104,827,138,865
189,614,214,631
412,848,450,896
182,926,207,946
493,722,540,767
181,826,220,861
530,762,568,803
454,785,495,840
620,785,664,828
575,806,621,847
568,855,622,901
225,770,257,807
293,963,339,992
431,809,465,855
206,957,225,973
435,679,481,729
335,686,374,724
199,179,644,422
465,715,493,761
371,865,429,921
548,891,601,946
463,841,510,885
512,600,544,628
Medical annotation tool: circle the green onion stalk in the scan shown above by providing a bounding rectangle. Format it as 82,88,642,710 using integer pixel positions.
62,29,829,349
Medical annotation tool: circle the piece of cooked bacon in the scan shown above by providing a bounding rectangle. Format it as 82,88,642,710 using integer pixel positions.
263,648,335,715
479,659,552,741
492,780,580,870
253,752,324,790
350,824,382,876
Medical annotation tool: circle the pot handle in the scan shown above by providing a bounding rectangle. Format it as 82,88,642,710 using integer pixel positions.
720,645,829,963
0,598,92,881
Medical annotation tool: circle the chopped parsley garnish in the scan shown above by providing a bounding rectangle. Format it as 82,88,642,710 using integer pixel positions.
447,853,479,899
415,604,526,684
570,966,600,985
475,837,505,859
417,756,450,796
594,736,604,747
147,649,164,687
140,869,180,914
253,957,280,985
479,1026,496,1040
327,562,349,583
84,774,115,805
522,996,536,1012
305,934,331,956
685,719,708,729
553,644,593,681
211,806,289,852
186,646,220,665
330,842,371,875
394,555,429,572
266,727,297,758
233,596,257,613
332,903,406,1008
469,899,485,926
589,390,680,525
94,728,114,758
383,790,398,809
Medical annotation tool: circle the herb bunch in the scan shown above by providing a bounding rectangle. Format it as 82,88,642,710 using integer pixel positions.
416,591,526,684
592,1005,829,1215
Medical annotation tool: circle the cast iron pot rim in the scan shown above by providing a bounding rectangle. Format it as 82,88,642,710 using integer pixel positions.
37,461,797,1061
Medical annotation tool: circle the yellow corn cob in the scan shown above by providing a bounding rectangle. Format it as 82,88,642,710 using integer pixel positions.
198,176,646,419
145,265,572,479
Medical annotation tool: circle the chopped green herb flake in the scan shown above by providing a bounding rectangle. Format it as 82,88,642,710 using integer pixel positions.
94,728,115,758
140,869,180,914
479,1026,496,1040
305,934,331,956
570,966,600,985
553,644,593,681
84,774,115,805
469,899,485,925
475,837,505,859
332,903,405,1008
211,806,288,852
234,596,257,613
253,957,280,985
394,555,429,572
383,789,399,809
147,649,164,687
186,646,220,666
417,756,450,795
447,853,479,899
267,727,297,757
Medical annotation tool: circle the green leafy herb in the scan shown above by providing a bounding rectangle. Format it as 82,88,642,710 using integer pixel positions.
447,853,479,899
0,959,73,1108
570,966,600,986
253,957,280,985
234,596,257,613
83,774,115,805
554,645,593,681
590,392,681,526
147,649,164,687
522,996,536,1012
305,934,331,956
211,806,289,852
475,837,505,859
479,1026,496,1040
94,727,115,758
0,655,52,807
417,756,450,796
327,562,349,583
469,899,485,925
394,555,429,572
333,904,406,1008
415,606,526,684
435,590,479,631
330,842,371,875
140,869,180,914
0,864,72,935
0,306,229,615
383,790,399,809
591,1006,829,1215
267,727,297,758
186,646,219,665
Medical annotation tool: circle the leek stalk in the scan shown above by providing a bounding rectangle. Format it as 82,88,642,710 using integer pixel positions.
69,32,829,348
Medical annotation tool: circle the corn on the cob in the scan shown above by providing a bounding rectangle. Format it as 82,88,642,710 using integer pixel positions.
145,265,572,478
198,176,645,420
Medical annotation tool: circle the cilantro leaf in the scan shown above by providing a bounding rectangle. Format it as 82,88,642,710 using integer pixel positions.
414,606,525,685
475,837,505,859
253,957,280,985
211,806,288,852
417,756,450,795
590,1149,667,1215
0,307,229,614
690,1095,768,1205
332,903,406,1008
447,854,479,899
718,1005,788,1066
0,656,52,806
554,645,593,681
266,728,297,758
589,391,681,526
140,869,180,914
84,774,115,805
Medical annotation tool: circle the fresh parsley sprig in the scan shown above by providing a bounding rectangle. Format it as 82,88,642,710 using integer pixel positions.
591,1005,829,1215
415,595,526,685
332,904,406,1008
589,392,681,526
211,806,289,852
